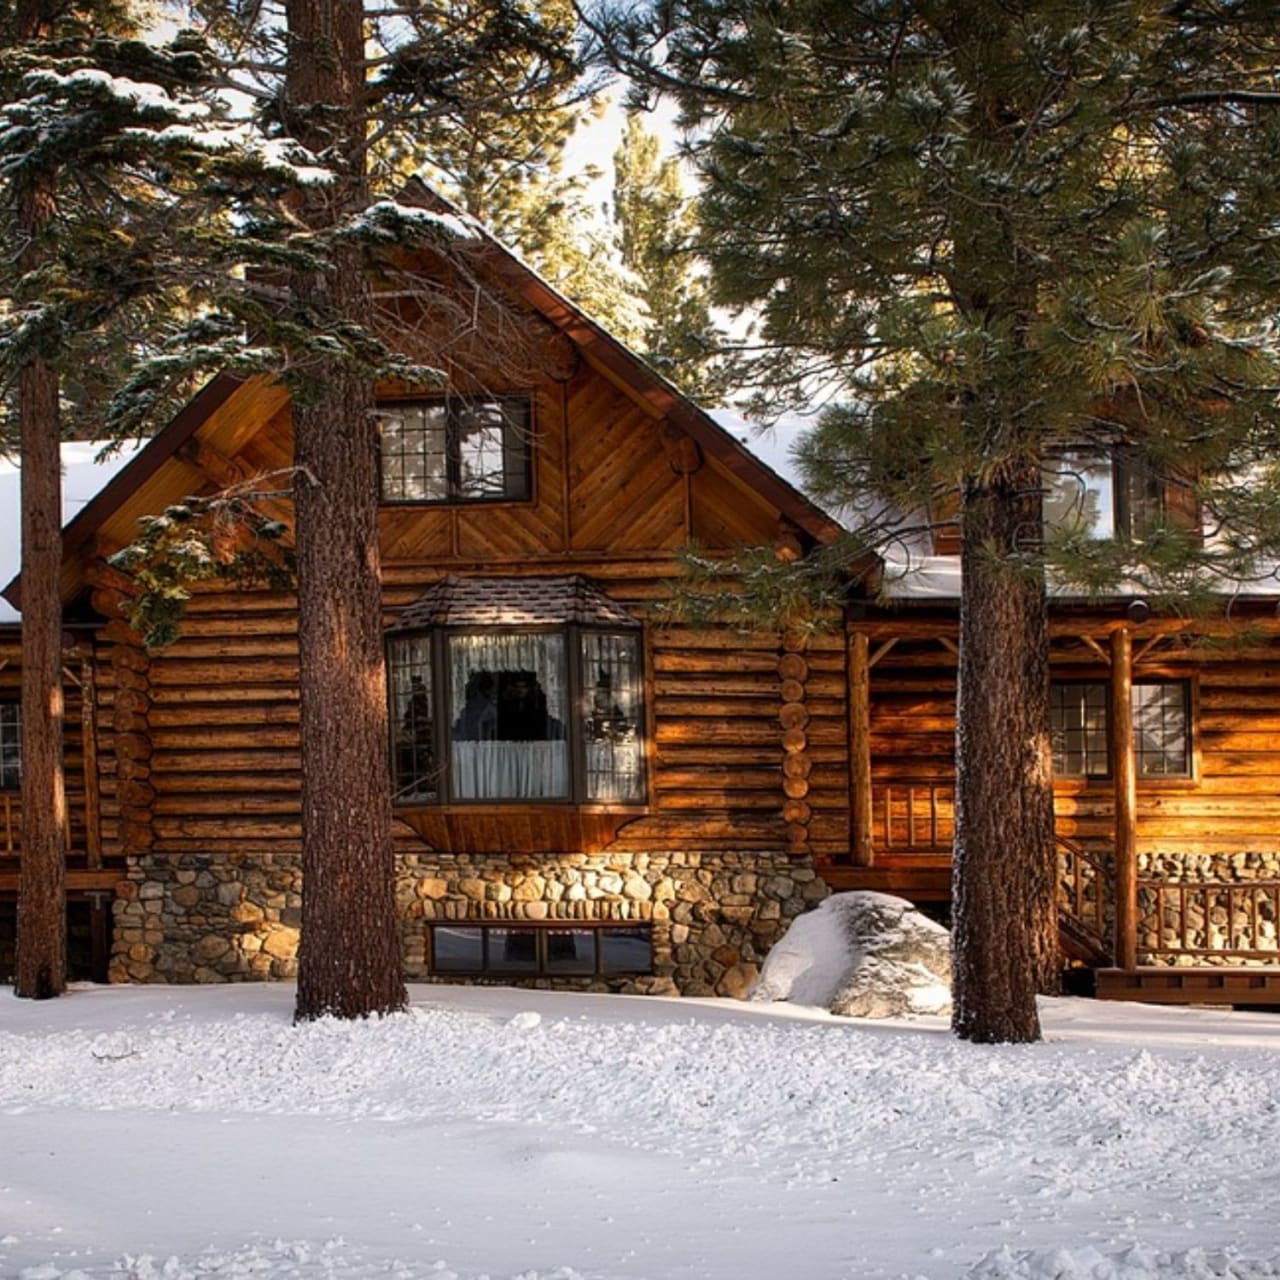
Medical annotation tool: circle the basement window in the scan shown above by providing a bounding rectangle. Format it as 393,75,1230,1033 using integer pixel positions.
378,396,531,503
0,703,18,790
430,923,653,977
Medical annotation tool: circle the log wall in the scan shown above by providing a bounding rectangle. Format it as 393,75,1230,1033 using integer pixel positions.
136,579,844,862
0,628,96,877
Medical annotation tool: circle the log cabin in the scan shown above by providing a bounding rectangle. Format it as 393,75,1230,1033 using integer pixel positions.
4,200,1280,1004
0,202,847,997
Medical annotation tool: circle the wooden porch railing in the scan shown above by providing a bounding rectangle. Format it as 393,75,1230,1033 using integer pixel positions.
873,781,954,853
1056,834,1112,965
1139,879,1280,961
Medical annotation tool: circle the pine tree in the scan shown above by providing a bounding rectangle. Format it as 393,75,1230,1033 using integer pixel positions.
164,0,582,1020
389,0,642,344
599,1,1280,1042
0,1,356,996
612,113,728,402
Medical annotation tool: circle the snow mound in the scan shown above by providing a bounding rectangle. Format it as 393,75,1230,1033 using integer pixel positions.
752,890,952,1018
968,1244,1280,1279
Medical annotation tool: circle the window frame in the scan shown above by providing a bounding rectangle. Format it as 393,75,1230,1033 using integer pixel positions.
1049,679,1111,781
377,394,534,507
1112,449,1166,543
0,702,19,793
428,921,654,978
1049,675,1196,785
1042,445,1201,544
1131,677,1194,780
388,622,649,809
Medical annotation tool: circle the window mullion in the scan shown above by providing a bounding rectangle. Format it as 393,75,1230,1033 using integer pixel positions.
568,624,583,803
446,401,461,500
434,628,450,802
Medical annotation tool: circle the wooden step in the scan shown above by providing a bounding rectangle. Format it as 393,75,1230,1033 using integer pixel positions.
1096,966,1280,1005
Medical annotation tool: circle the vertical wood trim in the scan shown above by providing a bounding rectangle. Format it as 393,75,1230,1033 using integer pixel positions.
642,624,657,810
80,652,102,869
560,381,572,548
849,632,874,867
1111,626,1138,970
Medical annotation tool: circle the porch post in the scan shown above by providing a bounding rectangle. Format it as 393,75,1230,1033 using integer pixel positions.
849,631,874,867
80,654,102,870
1110,626,1139,969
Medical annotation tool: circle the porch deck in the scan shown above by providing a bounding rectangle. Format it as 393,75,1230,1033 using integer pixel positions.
817,778,1280,1007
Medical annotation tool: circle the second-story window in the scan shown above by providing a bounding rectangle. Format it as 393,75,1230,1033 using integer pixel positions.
1043,448,1195,542
379,396,531,503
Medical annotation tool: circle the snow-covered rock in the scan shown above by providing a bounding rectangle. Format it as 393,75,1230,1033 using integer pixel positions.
751,890,952,1018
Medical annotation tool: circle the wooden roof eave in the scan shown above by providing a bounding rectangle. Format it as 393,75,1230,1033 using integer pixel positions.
1,371,259,616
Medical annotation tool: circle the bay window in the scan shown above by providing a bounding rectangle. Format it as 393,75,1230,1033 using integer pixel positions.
387,576,645,806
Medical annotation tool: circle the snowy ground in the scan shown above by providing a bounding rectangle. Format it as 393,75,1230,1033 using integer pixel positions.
1,985,1279,1280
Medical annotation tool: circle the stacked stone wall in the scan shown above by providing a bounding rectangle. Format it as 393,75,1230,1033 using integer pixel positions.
110,850,826,996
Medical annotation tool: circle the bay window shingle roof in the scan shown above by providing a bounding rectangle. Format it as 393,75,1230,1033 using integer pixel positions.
388,574,639,632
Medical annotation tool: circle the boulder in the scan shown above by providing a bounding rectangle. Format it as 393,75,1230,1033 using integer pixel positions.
752,891,951,1018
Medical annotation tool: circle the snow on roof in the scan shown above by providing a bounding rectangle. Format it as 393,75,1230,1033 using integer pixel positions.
0,440,148,625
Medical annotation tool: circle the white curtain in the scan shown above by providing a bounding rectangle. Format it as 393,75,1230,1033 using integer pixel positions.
451,740,568,799
448,633,567,799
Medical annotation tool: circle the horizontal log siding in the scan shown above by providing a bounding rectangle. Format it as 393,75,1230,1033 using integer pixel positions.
143,582,818,858
146,594,301,854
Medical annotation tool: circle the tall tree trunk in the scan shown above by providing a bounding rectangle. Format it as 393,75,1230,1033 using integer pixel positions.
15,0,66,1000
950,468,1059,1043
285,0,407,1020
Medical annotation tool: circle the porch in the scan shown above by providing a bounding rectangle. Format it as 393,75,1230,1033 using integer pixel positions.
820,617,1280,1005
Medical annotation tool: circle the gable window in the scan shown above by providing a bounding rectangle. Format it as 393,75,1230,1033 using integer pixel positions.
379,396,531,503
0,703,17,790
387,576,646,806
1050,679,1192,780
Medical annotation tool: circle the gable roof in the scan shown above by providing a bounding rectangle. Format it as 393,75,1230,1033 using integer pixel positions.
1,188,844,618
399,180,842,546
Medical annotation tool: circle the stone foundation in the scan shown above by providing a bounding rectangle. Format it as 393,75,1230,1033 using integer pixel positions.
110,850,827,996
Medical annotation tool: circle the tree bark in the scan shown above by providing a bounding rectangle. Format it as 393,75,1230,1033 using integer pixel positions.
950,468,1060,1044
14,0,66,1000
285,0,407,1019
16,346,67,1000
